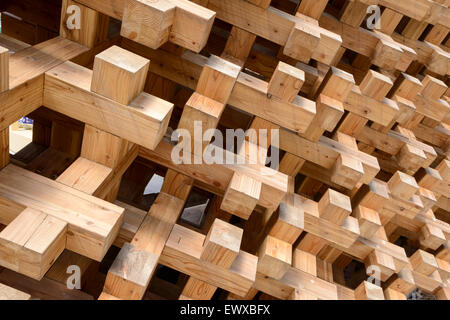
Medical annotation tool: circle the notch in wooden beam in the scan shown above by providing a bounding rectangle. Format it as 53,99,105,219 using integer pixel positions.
121,0,215,53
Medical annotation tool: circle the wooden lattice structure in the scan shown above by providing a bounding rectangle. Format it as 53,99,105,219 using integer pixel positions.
0,0,449,300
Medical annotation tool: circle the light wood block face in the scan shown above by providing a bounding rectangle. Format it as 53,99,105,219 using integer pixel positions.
257,236,292,280
270,201,304,244
81,125,131,168
121,0,215,52
372,38,403,70
200,219,243,269
91,46,150,105
177,92,225,158
196,55,241,104
0,165,124,262
268,62,305,103
353,206,381,239
170,0,216,52
0,283,31,300
60,0,109,48
57,157,112,195
0,46,8,93
354,281,385,300
319,67,355,102
409,249,438,276
284,20,321,63
104,243,159,300
220,172,262,220
365,250,396,282
359,70,393,101
421,75,447,101
387,171,419,201
121,0,176,50
318,189,352,225
384,288,407,300
0,208,67,280
387,269,416,295
419,223,446,250
331,153,364,190
44,62,174,151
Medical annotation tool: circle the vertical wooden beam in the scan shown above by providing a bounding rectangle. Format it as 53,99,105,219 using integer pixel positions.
0,46,9,93
0,128,9,171
60,0,109,48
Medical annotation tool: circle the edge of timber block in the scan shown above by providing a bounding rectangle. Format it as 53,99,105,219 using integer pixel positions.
220,172,262,220
268,61,305,103
0,208,67,280
257,235,292,280
170,0,216,53
121,0,177,50
91,45,150,105
354,281,385,300
0,164,124,262
283,18,321,63
201,218,243,268
353,206,382,239
196,54,241,104
160,224,257,297
0,283,31,300
105,242,158,300
0,46,8,93
387,171,419,201
318,189,352,225
409,249,439,276
44,61,174,150
365,250,396,282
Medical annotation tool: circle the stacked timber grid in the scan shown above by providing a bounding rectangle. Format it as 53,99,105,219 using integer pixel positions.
0,0,448,301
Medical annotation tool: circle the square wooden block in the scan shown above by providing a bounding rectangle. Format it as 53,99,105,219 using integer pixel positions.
196,55,241,104
91,45,150,105
268,61,305,103
365,250,396,282
359,70,393,101
318,189,352,225
355,281,385,300
409,249,438,276
283,21,320,63
387,171,419,201
387,268,416,295
257,235,292,280
372,38,403,70
0,208,67,280
200,219,243,269
220,172,261,220
354,206,381,239
121,0,176,49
